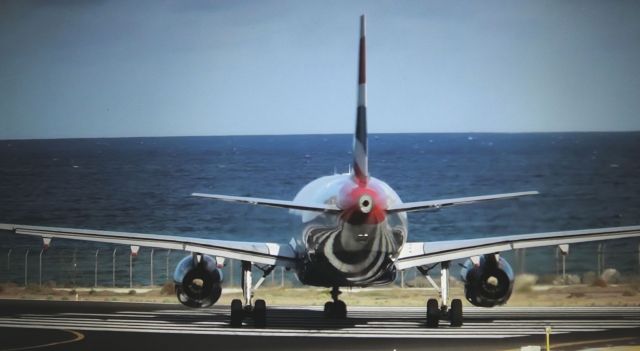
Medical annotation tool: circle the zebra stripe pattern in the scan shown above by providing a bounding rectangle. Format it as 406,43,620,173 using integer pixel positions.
304,221,402,286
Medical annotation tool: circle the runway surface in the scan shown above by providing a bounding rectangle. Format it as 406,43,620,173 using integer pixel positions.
0,299,639,350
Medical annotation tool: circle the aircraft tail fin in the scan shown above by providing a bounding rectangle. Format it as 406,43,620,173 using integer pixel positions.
353,14,368,184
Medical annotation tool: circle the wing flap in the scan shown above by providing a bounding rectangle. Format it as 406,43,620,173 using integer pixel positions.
2,224,297,267
396,225,640,270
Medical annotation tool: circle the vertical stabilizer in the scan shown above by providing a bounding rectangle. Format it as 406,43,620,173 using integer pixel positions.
353,14,368,184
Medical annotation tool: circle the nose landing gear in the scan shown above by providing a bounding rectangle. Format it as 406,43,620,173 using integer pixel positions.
324,286,347,319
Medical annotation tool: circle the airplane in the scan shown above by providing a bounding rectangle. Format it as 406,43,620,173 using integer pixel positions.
1,15,640,329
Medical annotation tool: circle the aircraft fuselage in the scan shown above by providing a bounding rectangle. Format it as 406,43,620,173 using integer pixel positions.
291,174,408,287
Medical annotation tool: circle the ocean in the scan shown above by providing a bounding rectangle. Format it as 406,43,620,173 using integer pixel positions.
1,133,639,287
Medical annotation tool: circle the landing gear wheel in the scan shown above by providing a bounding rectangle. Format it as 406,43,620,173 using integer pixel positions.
254,299,267,328
324,300,346,319
323,301,334,318
334,300,347,319
324,286,347,319
230,299,243,328
426,298,440,328
450,298,463,327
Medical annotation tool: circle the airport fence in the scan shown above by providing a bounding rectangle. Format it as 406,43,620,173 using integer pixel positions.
2,243,640,289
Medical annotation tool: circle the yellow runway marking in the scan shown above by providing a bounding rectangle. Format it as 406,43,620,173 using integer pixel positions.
0,329,85,351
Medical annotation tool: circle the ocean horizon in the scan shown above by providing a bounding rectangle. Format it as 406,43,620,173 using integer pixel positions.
1,132,639,286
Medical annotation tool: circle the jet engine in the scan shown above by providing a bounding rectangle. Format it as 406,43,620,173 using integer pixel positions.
460,254,514,307
173,254,223,308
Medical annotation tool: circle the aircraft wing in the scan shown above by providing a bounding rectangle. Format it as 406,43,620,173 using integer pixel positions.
396,225,640,270
0,223,297,267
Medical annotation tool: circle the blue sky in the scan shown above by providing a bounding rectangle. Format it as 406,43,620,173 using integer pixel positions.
1,0,639,139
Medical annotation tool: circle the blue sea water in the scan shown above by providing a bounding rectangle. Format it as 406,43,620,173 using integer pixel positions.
0,133,639,287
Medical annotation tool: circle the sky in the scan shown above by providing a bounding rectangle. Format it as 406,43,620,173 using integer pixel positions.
1,0,639,139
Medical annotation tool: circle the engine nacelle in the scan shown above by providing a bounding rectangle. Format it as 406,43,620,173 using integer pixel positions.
460,254,514,307
173,254,223,308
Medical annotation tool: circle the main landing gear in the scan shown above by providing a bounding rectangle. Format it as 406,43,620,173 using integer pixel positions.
230,260,269,328
420,261,463,328
323,286,347,319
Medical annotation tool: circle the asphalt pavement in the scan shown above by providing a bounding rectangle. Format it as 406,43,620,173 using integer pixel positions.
0,299,639,351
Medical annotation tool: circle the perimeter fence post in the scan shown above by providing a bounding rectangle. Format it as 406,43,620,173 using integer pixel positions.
280,267,284,287
516,248,527,274
229,259,234,287
39,248,44,287
7,248,12,279
94,249,100,288
24,248,29,287
400,270,405,288
112,248,117,287
555,247,559,277
129,246,139,289
72,248,77,287
601,244,605,272
166,250,171,283
150,249,154,286
562,252,566,282
597,244,606,275
597,244,602,276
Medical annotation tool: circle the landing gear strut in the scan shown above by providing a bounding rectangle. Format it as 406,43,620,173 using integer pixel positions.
421,261,463,328
323,286,347,319
230,260,267,328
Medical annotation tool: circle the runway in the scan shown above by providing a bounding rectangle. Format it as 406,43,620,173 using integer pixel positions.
0,299,639,350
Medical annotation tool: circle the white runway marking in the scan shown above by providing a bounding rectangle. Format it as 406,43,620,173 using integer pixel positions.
1,306,639,339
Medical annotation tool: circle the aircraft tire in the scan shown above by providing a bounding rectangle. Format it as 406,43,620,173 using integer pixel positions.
324,301,334,318
334,300,347,319
254,299,267,328
450,298,463,327
426,298,440,328
230,299,243,328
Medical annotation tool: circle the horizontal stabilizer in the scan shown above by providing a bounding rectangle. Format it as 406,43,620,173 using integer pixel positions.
387,191,539,213
192,193,341,213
